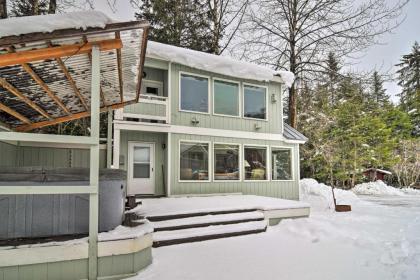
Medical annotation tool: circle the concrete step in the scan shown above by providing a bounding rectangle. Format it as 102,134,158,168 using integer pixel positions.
151,211,265,231
152,220,268,247
146,208,259,222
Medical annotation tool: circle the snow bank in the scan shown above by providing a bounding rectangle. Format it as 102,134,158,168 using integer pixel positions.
147,41,295,86
98,221,153,242
300,178,359,211
353,181,404,196
0,11,114,38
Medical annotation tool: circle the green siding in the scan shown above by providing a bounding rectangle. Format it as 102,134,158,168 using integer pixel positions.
170,133,299,200
119,131,167,196
0,247,152,280
0,142,106,169
124,102,166,117
170,63,284,134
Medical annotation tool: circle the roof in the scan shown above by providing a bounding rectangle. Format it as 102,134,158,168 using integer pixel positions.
0,12,149,132
283,123,308,142
364,168,392,175
146,41,295,87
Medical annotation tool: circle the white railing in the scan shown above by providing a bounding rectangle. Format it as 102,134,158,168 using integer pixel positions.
116,94,169,123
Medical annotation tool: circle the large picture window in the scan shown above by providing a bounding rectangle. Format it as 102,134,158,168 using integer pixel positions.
180,142,209,181
272,148,292,180
243,85,267,119
213,80,239,116
244,146,267,180
214,144,240,180
180,73,209,113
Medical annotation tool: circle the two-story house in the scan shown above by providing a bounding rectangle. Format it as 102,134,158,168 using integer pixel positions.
112,41,307,199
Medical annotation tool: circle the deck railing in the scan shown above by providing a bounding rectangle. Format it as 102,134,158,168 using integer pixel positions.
116,94,169,123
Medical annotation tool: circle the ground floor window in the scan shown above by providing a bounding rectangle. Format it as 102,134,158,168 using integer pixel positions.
179,142,209,181
271,148,292,180
244,146,267,180
214,143,240,180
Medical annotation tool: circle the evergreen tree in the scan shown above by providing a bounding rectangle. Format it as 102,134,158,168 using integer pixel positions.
369,71,389,106
396,42,420,136
326,52,341,106
136,0,214,52
10,0,50,16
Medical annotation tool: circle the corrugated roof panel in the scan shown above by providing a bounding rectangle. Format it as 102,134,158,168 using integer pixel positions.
283,123,308,142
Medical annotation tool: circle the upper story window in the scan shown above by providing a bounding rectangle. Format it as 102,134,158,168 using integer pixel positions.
180,73,209,113
243,84,267,120
213,79,240,117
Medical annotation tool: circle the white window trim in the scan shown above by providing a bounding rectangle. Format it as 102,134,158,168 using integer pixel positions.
178,71,211,115
212,78,241,118
212,142,242,182
142,79,164,96
242,83,269,121
178,139,212,183
243,144,270,182
270,146,294,182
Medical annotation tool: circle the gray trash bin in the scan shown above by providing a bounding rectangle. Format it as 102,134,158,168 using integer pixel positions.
0,167,126,240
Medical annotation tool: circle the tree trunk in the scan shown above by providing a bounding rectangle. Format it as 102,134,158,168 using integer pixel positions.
288,84,297,127
49,0,56,14
0,0,7,19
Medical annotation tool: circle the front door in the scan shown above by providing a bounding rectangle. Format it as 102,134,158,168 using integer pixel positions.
128,142,155,195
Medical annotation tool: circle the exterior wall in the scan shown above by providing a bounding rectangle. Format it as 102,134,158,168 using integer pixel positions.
119,131,167,196
170,63,284,134
170,133,299,200
0,142,106,168
0,247,152,280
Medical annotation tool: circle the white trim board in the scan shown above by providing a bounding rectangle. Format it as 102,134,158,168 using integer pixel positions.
113,121,305,144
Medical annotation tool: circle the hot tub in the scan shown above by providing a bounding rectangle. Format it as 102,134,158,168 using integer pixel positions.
0,167,126,240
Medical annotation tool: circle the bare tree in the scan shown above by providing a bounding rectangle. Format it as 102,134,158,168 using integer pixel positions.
206,0,249,54
235,0,408,128
48,0,56,13
0,0,6,18
392,140,420,188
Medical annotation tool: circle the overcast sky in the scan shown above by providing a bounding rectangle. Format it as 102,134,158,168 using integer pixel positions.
95,0,420,103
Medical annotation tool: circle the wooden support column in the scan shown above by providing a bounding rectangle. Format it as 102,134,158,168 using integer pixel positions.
88,45,100,280
106,109,113,168
112,127,120,169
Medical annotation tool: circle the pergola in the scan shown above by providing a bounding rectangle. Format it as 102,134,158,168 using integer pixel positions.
0,12,149,280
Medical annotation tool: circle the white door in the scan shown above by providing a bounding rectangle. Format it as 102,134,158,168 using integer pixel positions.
128,142,155,195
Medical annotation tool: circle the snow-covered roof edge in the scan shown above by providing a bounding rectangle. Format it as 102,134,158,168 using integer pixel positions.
364,168,392,175
0,11,115,38
146,41,295,87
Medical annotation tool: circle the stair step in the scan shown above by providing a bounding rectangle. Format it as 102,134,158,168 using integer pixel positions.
152,211,265,231
153,220,267,247
147,208,259,222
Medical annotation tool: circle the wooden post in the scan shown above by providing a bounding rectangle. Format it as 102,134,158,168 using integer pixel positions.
88,45,100,280
107,109,113,168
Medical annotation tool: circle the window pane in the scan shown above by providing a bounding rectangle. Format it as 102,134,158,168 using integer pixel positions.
134,147,150,162
133,163,150,178
272,149,292,180
214,144,240,180
244,85,266,119
180,142,209,181
214,80,239,116
244,147,267,180
180,74,208,113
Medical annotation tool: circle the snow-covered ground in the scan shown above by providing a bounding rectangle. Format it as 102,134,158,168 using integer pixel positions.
131,179,420,280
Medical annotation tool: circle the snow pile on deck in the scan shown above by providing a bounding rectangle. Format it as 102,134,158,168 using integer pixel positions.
300,178,359,211
147,41,295,86
352,180,420,196
0,11,114,38
98,221,153,242
132,195,309,218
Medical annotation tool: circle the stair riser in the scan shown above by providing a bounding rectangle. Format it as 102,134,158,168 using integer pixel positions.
147,209,259,222
153,228,267,247
153,218,265,232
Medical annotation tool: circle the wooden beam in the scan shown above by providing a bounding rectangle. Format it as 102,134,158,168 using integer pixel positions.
0,78,51,120
46,42,89,111
0,102,32,124
115,31,124,103
0,39,122,67
21,64,72,115
15,101,135,132
83,36,107,107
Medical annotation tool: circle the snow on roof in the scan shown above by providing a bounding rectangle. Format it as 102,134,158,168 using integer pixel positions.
364,168,392,175
146,41,295,86
0,11,115,38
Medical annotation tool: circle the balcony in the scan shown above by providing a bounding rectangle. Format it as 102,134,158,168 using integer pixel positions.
116,94,169,123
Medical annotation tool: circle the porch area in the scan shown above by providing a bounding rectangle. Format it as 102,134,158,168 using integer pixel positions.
131,194,310,247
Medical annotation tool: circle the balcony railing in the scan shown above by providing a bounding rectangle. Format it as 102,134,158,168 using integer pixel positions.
116,94,169,123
